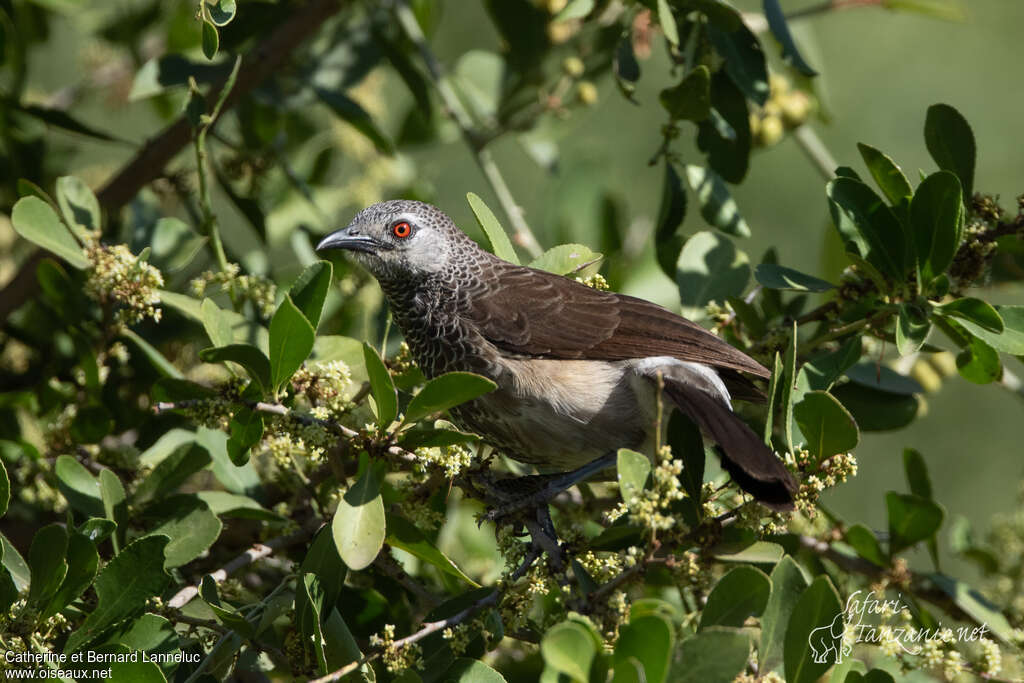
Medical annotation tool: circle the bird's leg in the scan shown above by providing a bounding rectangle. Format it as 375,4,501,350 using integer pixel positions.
484,451,618,523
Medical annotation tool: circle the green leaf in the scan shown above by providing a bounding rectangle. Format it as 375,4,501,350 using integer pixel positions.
403,372,496,425
660,65,711,122
675,627,750,683
706,17,769,105
697,72,751,183
793,391,859,461
200,344,272,392
399,424,479,449
363,342,398,428
201,19,219,60
99,469,127,550
714,541,784,564
755,264,834,292
613,614,674,683
832,382,919,431
11,196,88,269
134,442,211,504
42,532,99,620
541,620,597,683
78,518,116,544
28,523,69,606
444,658,507,682
385,514,480,587
121,328,183,379
55,454,104,517
781,321,798,453
911,171,963,282
887,492,945,555
197,426,260,495
195,491,283,522
332,464,386,570
290,261,333,329
784,576,844,683
699,566,770,630
201,297,234,348
935,297,1003,333
845,525,886,568
675,230,751,320
685,165,751,238
269,295,316,391
149,217,206,273
655,162,688,279
202,575,256,638
896,304,930,356
759,556,809,673
528,244,602,275
826,177,908,279
208,0,236,26
856,143,912,206
951,305,1024,354
226,407,264,466
956,335,1001,384
762,0,817,76
927,573,1016,644
314,87,394,154
65,536,171,653
0,459,8,518
56,175,101,240
656,0,679,45
1,533,30,592
617,448,651,505
903,448,933,499
845,363,923,395
467,192,519,265
146,495,222,569
803,337,862,391
924,103,975,198
763,352,783,444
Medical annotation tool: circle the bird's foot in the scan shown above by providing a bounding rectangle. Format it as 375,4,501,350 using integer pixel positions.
483,451,618,523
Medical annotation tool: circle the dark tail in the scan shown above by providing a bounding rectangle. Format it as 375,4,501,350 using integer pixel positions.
664,379,797,511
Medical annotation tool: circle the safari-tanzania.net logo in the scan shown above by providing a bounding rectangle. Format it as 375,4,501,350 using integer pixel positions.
809,590,992,664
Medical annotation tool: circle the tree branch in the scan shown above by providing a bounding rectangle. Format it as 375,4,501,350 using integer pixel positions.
167,517,322,609
392,0,543,258
0,0,348,321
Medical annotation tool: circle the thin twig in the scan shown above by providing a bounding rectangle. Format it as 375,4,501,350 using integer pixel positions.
167,518,322,609
785,0,886,22
392,0,543,258
792,125,839,181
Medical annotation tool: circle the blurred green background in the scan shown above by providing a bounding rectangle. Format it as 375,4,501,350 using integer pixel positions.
8,0,1023,579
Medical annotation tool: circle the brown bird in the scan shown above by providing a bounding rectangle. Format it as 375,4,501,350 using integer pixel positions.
317,200,797,522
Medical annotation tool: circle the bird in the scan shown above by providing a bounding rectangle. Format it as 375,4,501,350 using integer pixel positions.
316,199,798,524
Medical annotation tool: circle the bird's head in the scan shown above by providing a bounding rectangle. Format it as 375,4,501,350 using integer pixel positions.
316,200,470,283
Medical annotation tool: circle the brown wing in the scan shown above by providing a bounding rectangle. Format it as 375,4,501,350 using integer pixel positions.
466,262,769,379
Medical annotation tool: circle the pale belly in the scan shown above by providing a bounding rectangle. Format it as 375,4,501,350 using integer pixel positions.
450,358,656,471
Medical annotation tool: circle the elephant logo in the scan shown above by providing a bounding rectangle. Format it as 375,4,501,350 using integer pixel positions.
808,613,851,664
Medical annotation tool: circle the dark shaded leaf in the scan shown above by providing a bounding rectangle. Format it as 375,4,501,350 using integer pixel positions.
793,391,859,461
660,65,710,121
655,161,688,279
696,72,751,183
290,261,333,329
707,16,769,105
686,165,751,238
755,264,834,292
269,296,315,391
200,344,272,392
699,566,770,630
402,372,496,425
363,342,398,428
857,143,912,206
833,382,919,431
613,614,674,683
896,304,930,356
911,171,963,282
386,514,479,586
201,20,219,60
924,103,975,198
887,492,944,555
675,627,750,683
845,524,886,567
784,576,843,683
826,177,908,279
226,407,264,466
762,0,817,75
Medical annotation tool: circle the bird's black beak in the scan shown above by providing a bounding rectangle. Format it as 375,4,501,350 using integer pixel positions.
316,226,390,254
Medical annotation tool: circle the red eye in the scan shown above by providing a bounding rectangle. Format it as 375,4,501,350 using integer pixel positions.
392,221,412,239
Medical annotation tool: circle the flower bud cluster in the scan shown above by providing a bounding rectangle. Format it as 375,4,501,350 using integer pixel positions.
368,623,423,673
750,74,814,148
85,242,163,325
190,263,277,318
